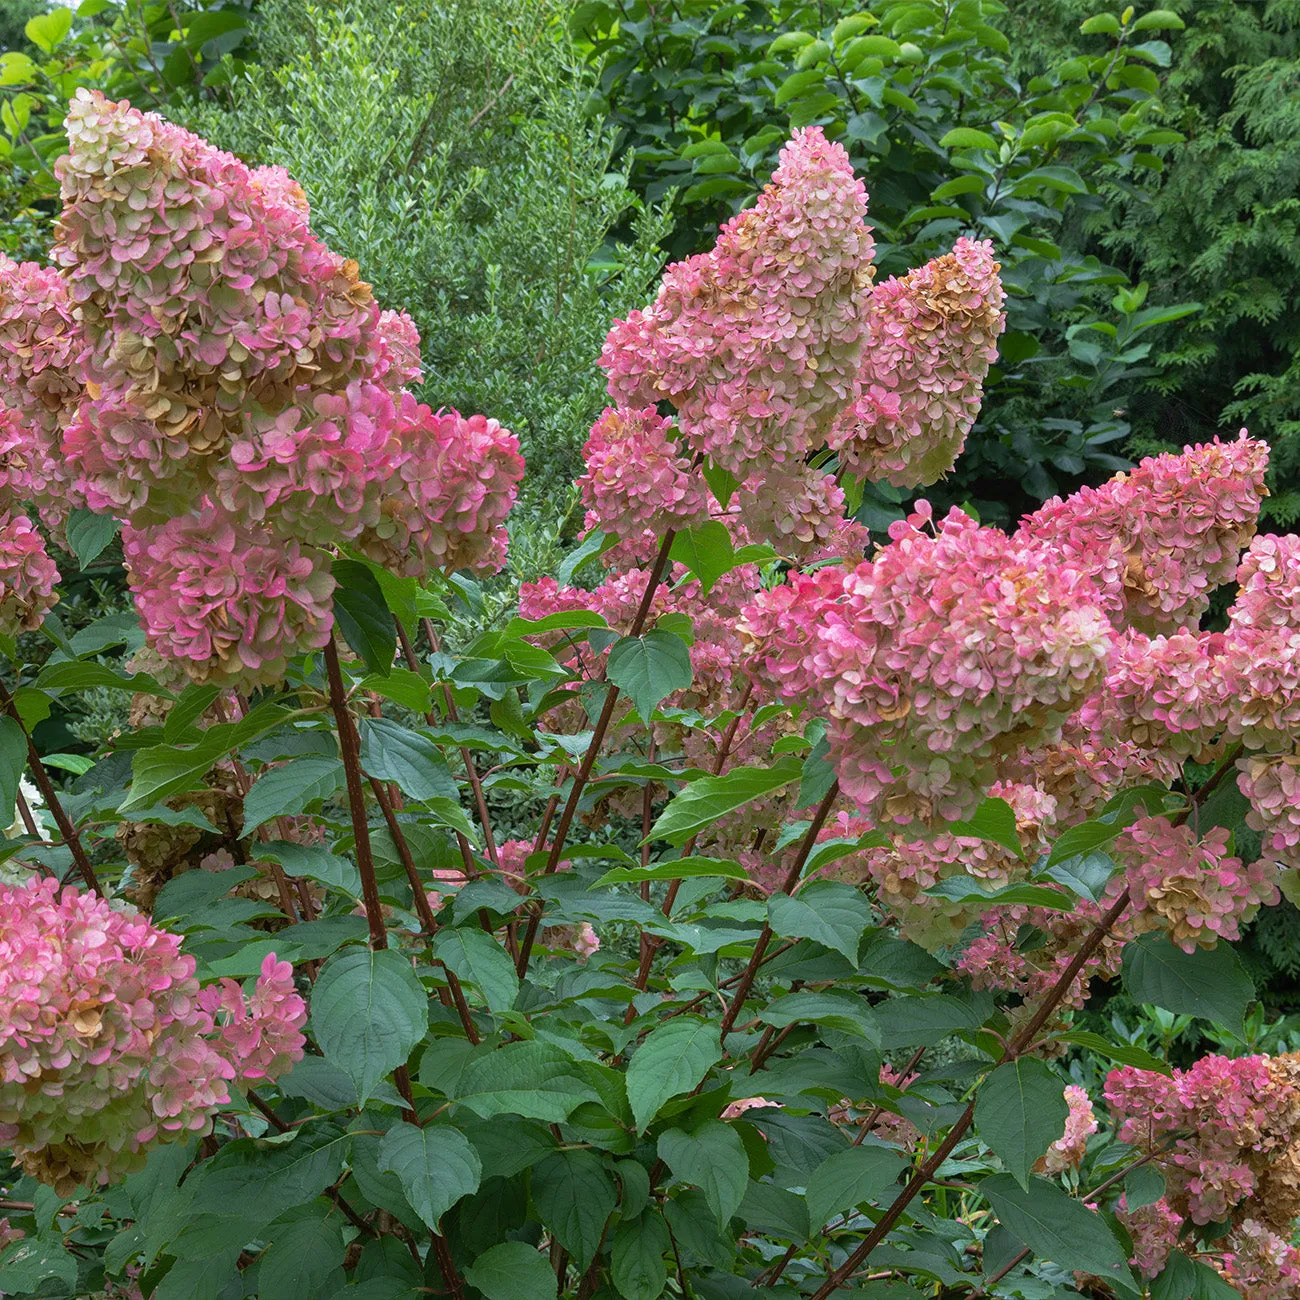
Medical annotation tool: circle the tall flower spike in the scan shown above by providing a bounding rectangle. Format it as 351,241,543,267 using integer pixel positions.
56,89,385,522
828,237,1006,487
1017,432,1269,634
602,126,873,477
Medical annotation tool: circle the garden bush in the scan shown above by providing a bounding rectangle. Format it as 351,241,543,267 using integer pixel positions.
187,0,670,508
1,92,1300,1300
577,0,1201,525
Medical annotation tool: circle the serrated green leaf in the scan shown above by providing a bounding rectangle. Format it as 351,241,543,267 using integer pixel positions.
1121,934,1254,1033
592,855,748,886
975,1060,1070,1189
378,1121,481,1228
939,126,997,150
607,631,693,723
658,1122,749,1225
255,1214,344,1299
454,1041,597,1122
950,796,1023,858
63,508,119,568
464,1242,556,1300
310,948,428,1104
431,927,518,1012
758,991,879,1041
333,559,396,675
649,758,802,846
767,883,874,963
627,1017,722,1132
242,757,343,834
805,1145,907,1228
358,717,456,802
610,1210,670,1300
531,1149,617,1271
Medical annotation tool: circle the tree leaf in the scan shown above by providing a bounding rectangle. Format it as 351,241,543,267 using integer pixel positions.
669,521,736,595
431,927,518,1012
939,126,997,150
454,1041,597,1122
975,1060,1070,1189
254,1214,344,1300
530,1150,617,1271
767,883,874,963
874,995,987,1049
258,839,362,898
63,508,120,568
310,948,428,1103
1121,934,1254,1034
1040,850,1117,901
949,796,1023,858
358,717,456,802
378,1121,481,1228
658,1122,749,1225
464,1242,557,1300
805,1146,907,1229
627,1017,722,1132
610,1210,670,1300
1150,1250,1238,1299
242,757,343,834
333,559,396,676
982,1174,1137,1294
607,630,693,723
925,878,1069,910
0,716,26,831
758,991,879,1042
649,758,802,846
1054,1031,1170,1075
592,855,748,886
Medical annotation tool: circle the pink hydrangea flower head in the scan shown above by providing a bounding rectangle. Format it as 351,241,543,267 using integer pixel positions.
1238,753,1300,872
0,877,303,1193
1117,1196,1182,1278
55,90,385,522
740,505,1111,825
0,510,58,635
1110,816,1279,952
0,255,85,529
577,405,708,541
374,308,424,389
1017,431,1269,633
602,127,873,476
828,237,1005,486
355,395,523,578
196,952,308,1082
1218,1219,1300,1299
1036,1085,1098,1175
123,502,334,686
735,463,848,554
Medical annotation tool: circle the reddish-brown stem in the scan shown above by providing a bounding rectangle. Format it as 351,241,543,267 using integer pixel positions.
429,1230,466,1299
0,677,100,895
718,782,839,1041
323,636,388,950
14,787,38,837
367,774,438,932
415,616,503,871
441,963,482,1046
515,527,677,974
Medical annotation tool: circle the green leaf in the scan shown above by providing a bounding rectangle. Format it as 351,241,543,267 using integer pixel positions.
0,1238,77,1292
258,839,362,898
358,717,456,802
975,1060,1070,1189
255,1214,344,1300
658,1122,749,1225
1055,1031,1170,1074
242,757,343,834
378,1121,481,1228
670,521,737,595
982,1174,1136,1293
530,1150,617,1270
702,460,739,509
767,883,873,963
557,530,609,586
333,559,396,676
607,631,693,723
1150,1250,1238,1299
1080,13,1120,34
189,1125,351,1219
949,796,1023,858
310,948,428,1103
592,855,748,886
925,878,1069,910
25,7,73,51
0,715,25,830
1041,850,1117,902
63,508,119,568
874,995,986,1049
805,1146,907,1228
758,991,879,1041
464,1242,557,1300
431,927,518,1013
454,1041,597,1122
1132,8,1185,31
931,175,985,201
939,126,998,150
1121,934,1254,1033
610,1211,670,1300
649,758,802,846
35,659,172,697
627,1017,722,1132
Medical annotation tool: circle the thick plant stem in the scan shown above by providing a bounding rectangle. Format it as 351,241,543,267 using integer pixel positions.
515,526,677,974
0,678,100,895
804,752,1243,1300
323,635,388,951
718,781,840,1041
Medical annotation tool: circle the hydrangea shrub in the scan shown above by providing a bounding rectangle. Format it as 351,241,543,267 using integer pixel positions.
0,100,1297,1299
